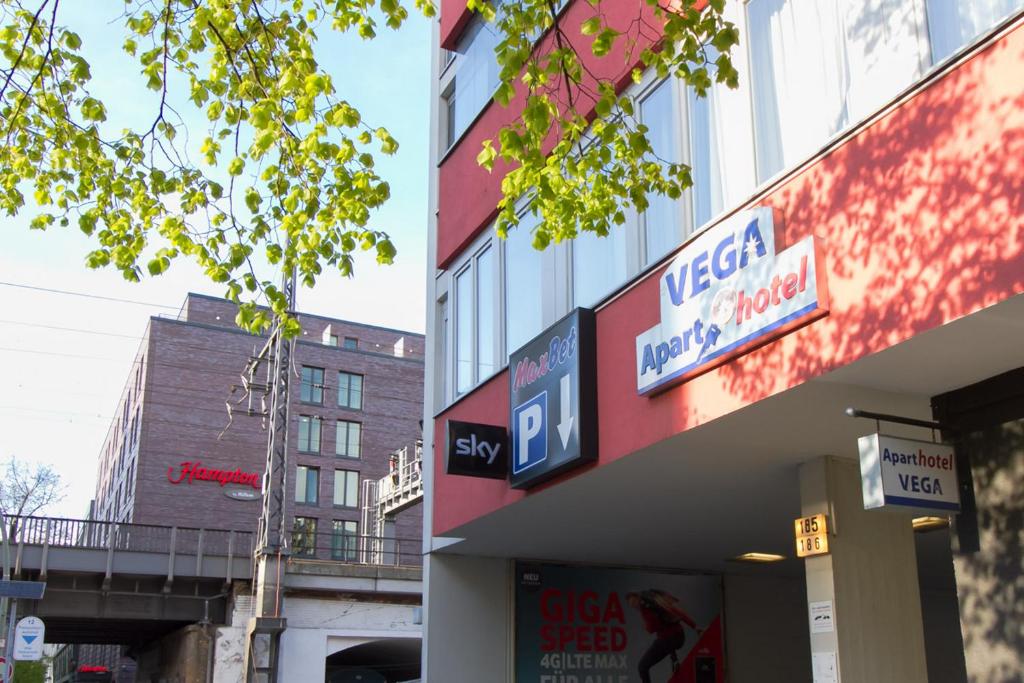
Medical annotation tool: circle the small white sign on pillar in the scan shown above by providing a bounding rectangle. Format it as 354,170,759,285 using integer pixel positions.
859,434,960,512
13,616,44,661
809,600,835,634
812,652,838,683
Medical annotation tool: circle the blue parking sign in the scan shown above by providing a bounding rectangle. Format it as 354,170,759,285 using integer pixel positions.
508,308,597,489
512,392,548,475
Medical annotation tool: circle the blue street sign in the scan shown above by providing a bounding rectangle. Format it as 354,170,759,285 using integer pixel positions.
0,581,45,600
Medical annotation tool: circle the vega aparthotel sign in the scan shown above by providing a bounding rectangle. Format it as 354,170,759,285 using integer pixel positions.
636,207,829,394
859,434,960,512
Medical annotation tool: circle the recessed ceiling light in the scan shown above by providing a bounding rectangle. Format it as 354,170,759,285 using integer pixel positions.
730,552,786,563
912,516,949,532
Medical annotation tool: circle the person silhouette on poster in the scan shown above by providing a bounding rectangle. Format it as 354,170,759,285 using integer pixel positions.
626,589,703,683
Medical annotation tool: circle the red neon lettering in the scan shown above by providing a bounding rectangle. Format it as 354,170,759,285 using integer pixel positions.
167,461,261,491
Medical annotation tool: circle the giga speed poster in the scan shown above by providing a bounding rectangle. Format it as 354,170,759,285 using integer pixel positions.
515,562,724,683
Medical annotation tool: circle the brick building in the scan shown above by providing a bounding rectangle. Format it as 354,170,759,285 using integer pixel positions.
91,293,424,560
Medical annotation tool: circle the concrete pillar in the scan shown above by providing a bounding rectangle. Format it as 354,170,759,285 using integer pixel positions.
799,456,928,683
423,554,510,681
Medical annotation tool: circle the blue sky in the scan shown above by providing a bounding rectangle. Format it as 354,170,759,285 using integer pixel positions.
0,4,432,517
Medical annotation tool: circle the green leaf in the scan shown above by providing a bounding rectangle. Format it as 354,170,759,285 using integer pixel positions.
580,17,602,36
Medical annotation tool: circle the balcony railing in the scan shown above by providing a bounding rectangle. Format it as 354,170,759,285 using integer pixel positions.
288,529,421,567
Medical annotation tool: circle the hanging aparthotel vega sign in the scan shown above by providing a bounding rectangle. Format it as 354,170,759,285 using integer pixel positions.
636,207,829,395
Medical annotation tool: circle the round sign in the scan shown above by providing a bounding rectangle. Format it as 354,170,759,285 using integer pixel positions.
709,286,737,327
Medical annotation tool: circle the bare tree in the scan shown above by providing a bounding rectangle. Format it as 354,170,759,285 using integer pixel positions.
0,457,65,518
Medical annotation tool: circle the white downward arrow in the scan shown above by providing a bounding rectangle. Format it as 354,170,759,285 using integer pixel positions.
557,373,574,449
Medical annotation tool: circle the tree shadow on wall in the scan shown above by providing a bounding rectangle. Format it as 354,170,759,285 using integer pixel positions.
953,418,1024,683
713,35,1024,405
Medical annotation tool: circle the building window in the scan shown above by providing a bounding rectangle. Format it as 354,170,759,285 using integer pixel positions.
291,517,318,557
336,420,361,458
326,334,339,346
337,372,364,410
436,295,449,404
505,218,544,356
475,245,496,380
331,520,359,562
572,227,628,308
444,14,502,147
300,366,324,404
454,242,498,396
747,0,925,183
685,44,756,231
295,465,319,505
927,0,1023,62
298,416,321,453
334,470,359,508
343,337,359,350
455,264,473,394
640,78,687,265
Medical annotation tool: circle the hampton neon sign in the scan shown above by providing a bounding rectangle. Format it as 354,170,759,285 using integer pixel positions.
635,207,829,395
167,461,262,490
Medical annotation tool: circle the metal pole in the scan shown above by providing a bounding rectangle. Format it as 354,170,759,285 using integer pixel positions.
3,598,13,679
844,407,946,432
245,266,296,682
0,515,10,675
256,268,296,558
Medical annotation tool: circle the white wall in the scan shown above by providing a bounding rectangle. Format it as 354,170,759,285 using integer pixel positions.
423,554,510,682
279,597,422,681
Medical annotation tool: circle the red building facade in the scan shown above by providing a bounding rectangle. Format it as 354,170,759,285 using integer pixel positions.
423,2,1024,682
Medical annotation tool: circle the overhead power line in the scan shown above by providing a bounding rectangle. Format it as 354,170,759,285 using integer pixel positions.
0,319,143,340
0,281,181,309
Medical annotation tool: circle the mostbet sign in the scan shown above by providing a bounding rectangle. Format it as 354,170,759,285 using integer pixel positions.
636,208,829,395
509,309,597,489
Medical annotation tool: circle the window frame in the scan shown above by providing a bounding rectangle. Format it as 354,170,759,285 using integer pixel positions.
297,415,322,454
331,519,359,562
291,516,318,557
450,235,501,400
299,366,325,405
335,419,362,459
337,371,364,411
333,469,360,508
295,465,320,505
635,73,694,268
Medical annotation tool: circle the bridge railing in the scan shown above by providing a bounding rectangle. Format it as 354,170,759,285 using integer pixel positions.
2,514,254,558
2,515,419,572
289,528,422,567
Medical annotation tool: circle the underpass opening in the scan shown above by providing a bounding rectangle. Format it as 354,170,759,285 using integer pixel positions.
325,637,421,683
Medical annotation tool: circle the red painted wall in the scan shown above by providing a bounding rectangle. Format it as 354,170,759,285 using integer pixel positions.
432,21,1024,536
436,0,661,269
439,1,472,51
